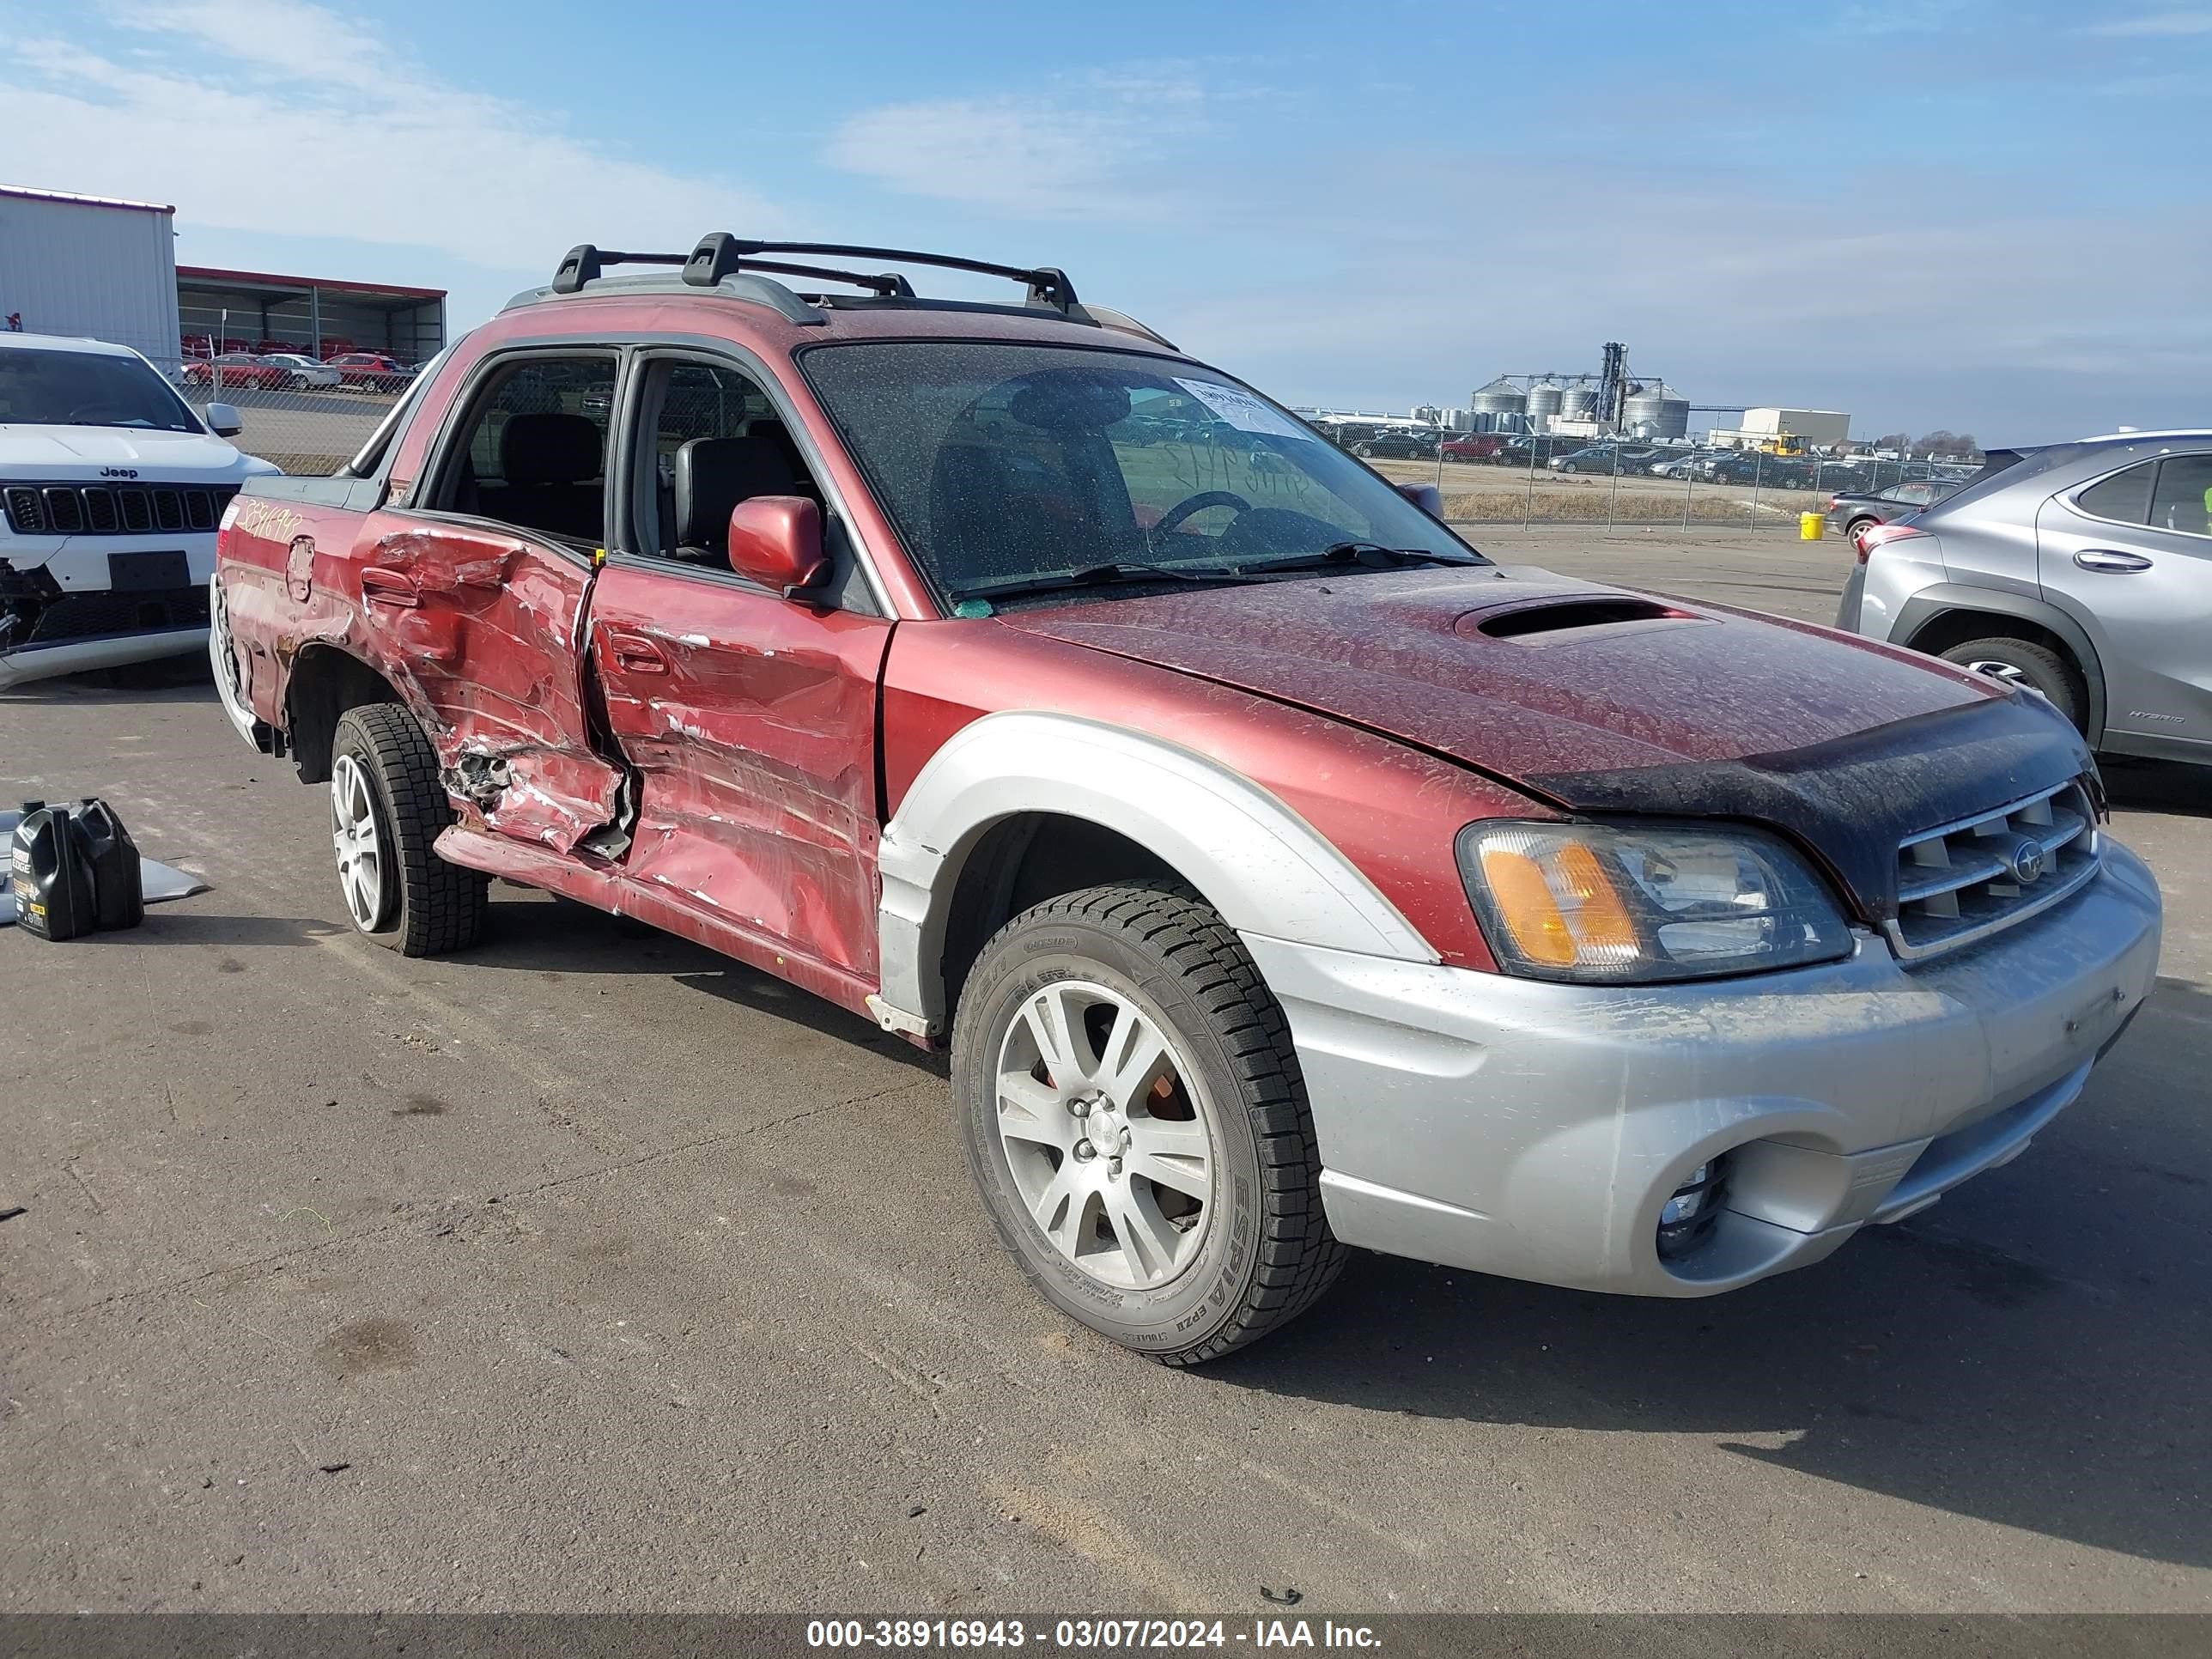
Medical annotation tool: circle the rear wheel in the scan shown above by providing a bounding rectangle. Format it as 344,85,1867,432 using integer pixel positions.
1844,514,1879,543
328,702,488,955
1936,636,2085,731
952,882,1347,1365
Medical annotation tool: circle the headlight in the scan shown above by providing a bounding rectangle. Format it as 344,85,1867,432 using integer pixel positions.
1456,820,1854,983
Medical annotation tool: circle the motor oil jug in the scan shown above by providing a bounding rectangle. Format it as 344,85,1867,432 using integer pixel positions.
72,799,145,933
11,801,96,941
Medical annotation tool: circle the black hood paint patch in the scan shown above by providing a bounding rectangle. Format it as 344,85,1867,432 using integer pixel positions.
1525,691,2096,923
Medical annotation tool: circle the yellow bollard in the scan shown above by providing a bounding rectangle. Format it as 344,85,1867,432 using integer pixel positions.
1801,511,1826,541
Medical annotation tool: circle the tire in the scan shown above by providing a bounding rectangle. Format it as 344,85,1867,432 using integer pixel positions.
327,702,489,955
1352,442,1376,458
1936,636,2086,731
1844,514,1879,543
952,881,1347,1365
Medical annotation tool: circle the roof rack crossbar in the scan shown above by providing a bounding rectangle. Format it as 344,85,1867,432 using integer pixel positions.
737,258,915,298
551,245,686,294
683,234,1080,312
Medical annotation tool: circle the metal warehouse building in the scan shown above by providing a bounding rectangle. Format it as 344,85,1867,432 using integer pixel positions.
178,265,446,365
0,183,447,374
0,185,181,370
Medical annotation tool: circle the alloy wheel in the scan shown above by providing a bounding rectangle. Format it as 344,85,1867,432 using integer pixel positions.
330,753,386,930
994,980,1213,1291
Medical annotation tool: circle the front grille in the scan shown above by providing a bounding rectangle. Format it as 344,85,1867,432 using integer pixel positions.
1887,779,2100,961
21,585,210,645
2,482,234,537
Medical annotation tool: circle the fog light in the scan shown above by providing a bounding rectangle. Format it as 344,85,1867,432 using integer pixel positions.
1656,1158,1727,1260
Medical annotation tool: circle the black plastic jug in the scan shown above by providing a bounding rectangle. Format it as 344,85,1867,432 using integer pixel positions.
72,799,145,933
11,801,96,941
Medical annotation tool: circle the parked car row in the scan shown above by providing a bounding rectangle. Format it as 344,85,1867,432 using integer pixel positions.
1316,422,1440,459
177,350,419,394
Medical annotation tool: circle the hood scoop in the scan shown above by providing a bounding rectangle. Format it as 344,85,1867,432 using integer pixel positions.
1462,596,1694,642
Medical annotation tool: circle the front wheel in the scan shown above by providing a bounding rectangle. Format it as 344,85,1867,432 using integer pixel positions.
328,703,489,955
951,882,1347,1365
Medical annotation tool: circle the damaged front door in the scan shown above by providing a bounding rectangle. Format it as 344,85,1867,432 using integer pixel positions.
586,355,890,982
360,349,628,854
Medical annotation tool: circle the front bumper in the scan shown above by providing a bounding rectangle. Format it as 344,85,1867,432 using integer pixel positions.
1243,841,2161,1297
0,626,210,690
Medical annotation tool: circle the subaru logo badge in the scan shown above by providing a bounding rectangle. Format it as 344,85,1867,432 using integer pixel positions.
2009,838,2046,884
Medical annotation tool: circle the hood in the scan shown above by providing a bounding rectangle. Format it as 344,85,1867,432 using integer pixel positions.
1000,565,2094,919
0,424,261,477
999,564,1994,776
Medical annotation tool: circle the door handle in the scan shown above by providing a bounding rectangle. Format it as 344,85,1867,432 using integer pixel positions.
2074,548,2153,573
604,629,670,674
359,567,422,607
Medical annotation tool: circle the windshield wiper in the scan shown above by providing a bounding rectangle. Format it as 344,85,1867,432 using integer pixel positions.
951,560,1256,602
1234,542,1486,574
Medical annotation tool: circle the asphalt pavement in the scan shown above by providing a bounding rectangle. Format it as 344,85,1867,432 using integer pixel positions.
2,532,2206,1616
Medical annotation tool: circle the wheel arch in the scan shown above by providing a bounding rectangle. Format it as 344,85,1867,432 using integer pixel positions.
1894,588,2106,744
284,644,409,784
875,712,1436,1039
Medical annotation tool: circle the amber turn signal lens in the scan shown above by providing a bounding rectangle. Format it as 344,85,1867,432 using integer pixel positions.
1478,847,1577,967
1555,842,1638,954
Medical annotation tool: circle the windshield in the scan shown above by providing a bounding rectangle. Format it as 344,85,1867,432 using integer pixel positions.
799,341,1485,603
0,348,201,432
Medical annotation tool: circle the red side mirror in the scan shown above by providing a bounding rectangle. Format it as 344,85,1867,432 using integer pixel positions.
727,496,829,598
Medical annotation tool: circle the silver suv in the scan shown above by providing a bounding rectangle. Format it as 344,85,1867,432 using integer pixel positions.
1838,430,2212,767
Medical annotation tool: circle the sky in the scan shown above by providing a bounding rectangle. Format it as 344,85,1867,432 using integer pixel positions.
4,0,2208,443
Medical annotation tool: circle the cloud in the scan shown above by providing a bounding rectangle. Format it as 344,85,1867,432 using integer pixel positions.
2081,9,2212,34
7,0,782,276
823,70,1212,218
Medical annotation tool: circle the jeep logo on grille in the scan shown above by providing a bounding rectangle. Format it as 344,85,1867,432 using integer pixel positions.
99,467,139,479
2009,839,2047,884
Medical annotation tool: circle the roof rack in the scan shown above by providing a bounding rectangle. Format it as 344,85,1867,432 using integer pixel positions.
520,234,1179,344
548,234,1085,315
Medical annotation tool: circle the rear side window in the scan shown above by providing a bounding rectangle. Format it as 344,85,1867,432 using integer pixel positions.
2075,459,2156,526
2148,453,2212,538
433,354,617,547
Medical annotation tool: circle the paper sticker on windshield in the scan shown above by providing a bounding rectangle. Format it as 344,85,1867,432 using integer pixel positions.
1172,379,1316,443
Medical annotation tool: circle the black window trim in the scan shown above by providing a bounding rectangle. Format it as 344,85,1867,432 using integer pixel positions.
2065,447,2212,540
599,340,890,617
400,343,628,566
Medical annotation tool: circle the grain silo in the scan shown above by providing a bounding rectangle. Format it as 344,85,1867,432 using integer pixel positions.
1624,383,1691,441
1470,378,1528,433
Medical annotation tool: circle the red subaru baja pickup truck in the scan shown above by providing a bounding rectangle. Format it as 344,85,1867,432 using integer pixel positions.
210,235,2160,1363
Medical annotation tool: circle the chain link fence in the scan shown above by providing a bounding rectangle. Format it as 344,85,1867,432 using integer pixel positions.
179,374,399,477
1360,437,1976,534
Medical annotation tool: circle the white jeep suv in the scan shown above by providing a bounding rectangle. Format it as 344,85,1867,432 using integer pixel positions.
0,331,276,689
